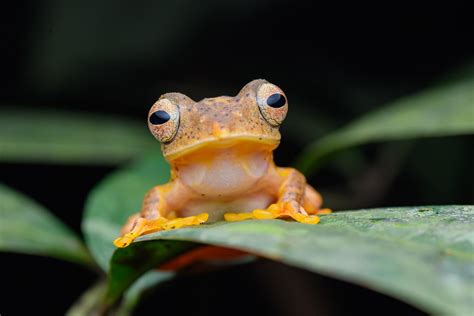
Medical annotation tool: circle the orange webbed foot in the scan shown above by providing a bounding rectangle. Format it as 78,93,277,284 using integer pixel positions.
113,213,209,248
224,202,320,225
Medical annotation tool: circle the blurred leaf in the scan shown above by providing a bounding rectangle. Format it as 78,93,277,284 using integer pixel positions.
295,77,474,175
440,61,474,84
0,183,94,266
82,149,169,270
66,272,169,316
66,280,107,316
115,271,174,316
105,242,190,307
107,205,473,315
0,108,155,165
82,150,173,313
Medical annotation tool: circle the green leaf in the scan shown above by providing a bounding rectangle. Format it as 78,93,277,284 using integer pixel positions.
66,272,169,316
295,77,474,175
0,108,155,165
105,242,190,307
0,183,94,266
66,280,108,316
82,150,174,312
82,149,170,270
116,271,174,316
109,205,473,315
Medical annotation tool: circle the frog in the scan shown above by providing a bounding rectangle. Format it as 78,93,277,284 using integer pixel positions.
114,79,330,248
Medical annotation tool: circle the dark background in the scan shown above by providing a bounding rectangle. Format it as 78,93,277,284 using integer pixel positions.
1,1,473,315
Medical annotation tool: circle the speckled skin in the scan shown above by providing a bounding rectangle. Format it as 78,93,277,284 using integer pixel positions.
114,79,327,248
157,80,281,160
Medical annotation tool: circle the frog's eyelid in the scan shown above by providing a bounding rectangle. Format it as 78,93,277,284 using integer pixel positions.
159,92,195,104
256,83,288,127
148,98,181,143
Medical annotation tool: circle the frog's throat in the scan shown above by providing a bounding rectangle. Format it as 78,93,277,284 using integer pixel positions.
164,136,279,162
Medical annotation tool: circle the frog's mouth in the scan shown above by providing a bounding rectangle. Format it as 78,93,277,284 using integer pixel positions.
165,135,280,162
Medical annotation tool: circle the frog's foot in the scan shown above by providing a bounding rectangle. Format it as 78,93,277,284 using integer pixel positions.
113,217,165,248
253,202,320,224
225,202,320,224
315,208,332,215
223,212,254,222
307,208,333,215
161,213,209,230
113,213,209,248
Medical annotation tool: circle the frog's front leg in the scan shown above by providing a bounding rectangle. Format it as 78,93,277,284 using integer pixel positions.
259,167,321,223
114,183,208,248
225,167,322,224
302,185,332,215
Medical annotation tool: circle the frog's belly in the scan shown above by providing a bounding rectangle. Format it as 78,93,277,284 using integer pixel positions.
180,192,275,221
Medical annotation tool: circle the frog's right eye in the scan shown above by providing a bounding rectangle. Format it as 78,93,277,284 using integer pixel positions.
148,99,180,143
256,82,288,127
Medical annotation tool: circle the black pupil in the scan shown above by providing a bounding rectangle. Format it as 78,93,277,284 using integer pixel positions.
266,93,286,108
149,110,171,125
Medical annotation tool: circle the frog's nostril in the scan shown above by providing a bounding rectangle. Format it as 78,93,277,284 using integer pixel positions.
212,122,229,139
212,122,222,138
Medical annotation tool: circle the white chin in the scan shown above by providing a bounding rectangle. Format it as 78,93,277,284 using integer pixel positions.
178,150,270,197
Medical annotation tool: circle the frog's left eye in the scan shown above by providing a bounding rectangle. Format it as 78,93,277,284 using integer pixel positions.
256,83,288,126
148,98,180,143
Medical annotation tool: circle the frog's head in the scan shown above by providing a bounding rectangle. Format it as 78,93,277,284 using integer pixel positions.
147,79,288,162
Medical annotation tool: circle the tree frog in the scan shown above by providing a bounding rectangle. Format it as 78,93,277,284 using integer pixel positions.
114,79,330,248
